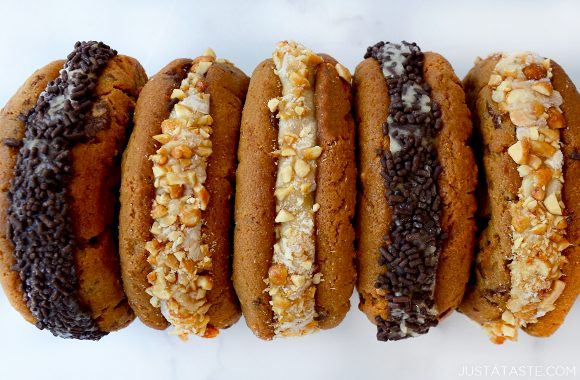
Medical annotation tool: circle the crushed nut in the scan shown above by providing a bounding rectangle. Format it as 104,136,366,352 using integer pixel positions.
531,82,553,96
268,264,288,286
151,204,168,219
302,146,322,160
517,165,532,177
268,98,280,113
171,89,186,100
528,155,542,170
530,223,548,235
145,50,226,339
197,146,212,157
171,145,193,159
169,185,184,199
540,128,559,142
153,134,170,144
280,164,293,183
512,214,530,233
272,294,291,312
312,272,323,284
180,205,201,227
174,103,195,119
488,74,502,87
544,193,562,215
203,47,216,59
558,241,571,252
275,209,295,223
507,140,529,164
530,140,557,158
553,216,567,229
335,63,352,83
547,107,566,129
487,51,568,344
280,147,296,156
534,167,552,187
300,183,312,194
196,276,213,291
294,158,310,177
291,274,306,287
275,186,293,201
523,63,547,80
267,41,324,337
196,61,212,76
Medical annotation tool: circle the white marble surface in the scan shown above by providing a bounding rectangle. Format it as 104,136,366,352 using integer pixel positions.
1,1,579,379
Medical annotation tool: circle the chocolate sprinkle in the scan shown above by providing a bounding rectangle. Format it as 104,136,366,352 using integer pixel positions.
366,41,444,341
569,151,580,160
269,111,279,130
7,41,116,340
487,103,503,130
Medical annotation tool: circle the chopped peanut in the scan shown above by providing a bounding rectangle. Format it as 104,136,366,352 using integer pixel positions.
145,51,226,339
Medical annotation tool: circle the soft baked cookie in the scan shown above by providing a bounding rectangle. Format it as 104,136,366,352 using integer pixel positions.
119,50,249,339
459,52,580,343
233,41,357,340
0,41,147,340
354,41,477,341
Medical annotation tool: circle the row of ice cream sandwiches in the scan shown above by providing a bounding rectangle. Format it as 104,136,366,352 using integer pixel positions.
0,40,578,344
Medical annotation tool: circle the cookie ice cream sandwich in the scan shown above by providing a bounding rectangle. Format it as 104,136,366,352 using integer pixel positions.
354,41,478,341
0,41,147,340
119,49,249,339
460,52,580,343
233,41,357,339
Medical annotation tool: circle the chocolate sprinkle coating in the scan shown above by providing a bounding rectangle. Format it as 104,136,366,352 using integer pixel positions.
365,41,444,341
7,41,117,340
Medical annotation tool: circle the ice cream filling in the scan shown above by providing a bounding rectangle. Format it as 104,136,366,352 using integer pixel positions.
265,41,324,337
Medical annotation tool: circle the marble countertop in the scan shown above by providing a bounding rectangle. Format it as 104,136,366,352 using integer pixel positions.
0,1,579,379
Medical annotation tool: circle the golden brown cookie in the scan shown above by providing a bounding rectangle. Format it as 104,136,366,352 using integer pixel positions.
354,42,477,341
232,59,279,339
0,41,147,340
233,41,356,340
119,58,193,330
119,52,249,338
313,54,357,329
460,53,580,342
